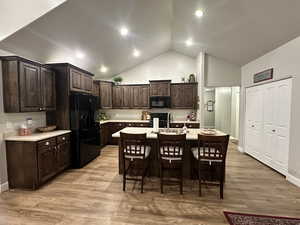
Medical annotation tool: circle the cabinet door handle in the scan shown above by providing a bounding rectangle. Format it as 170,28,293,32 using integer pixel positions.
45,141,50,146
272,129,276,132
62,137,66,140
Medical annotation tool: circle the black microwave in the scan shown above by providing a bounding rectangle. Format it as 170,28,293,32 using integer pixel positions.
149,96,171,108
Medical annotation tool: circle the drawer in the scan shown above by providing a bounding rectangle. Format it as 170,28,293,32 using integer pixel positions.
170,123,184,128
57,134,70,143
186,123,200,128
38,138,56,148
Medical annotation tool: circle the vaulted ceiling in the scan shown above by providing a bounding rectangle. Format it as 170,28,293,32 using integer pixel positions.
1,0,300,78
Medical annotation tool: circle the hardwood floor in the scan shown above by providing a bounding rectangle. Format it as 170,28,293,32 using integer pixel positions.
0,142,300,225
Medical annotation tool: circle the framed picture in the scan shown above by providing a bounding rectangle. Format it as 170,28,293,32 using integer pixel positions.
254,68,273,83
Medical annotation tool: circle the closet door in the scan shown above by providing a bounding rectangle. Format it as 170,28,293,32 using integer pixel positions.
262,82,277,164
245,86,263,158
272,79,292,174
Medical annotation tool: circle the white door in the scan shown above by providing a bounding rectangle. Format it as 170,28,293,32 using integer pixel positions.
245,78,292,175
245,86,263,158
272,79,292,174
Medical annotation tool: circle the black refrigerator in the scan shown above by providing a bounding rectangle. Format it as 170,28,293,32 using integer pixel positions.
70,93,100,168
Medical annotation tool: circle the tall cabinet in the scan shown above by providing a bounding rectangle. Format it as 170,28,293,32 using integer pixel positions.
244,78,292,175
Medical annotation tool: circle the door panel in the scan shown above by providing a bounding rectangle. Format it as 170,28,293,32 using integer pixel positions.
38,146,56,183
19,62,41,112
41,67,56,110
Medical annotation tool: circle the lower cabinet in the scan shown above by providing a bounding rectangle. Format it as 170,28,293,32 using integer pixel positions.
6,133,71,190
170,123,200,128
100,122,151,146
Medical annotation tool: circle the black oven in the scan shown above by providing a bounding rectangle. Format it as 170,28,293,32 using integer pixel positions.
149,96,171,108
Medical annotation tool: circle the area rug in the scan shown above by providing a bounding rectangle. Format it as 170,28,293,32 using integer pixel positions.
224,211,300,225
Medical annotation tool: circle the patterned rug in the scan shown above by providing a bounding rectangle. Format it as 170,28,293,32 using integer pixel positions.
224,211,300,225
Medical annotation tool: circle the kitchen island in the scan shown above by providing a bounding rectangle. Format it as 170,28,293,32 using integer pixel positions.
112,127,226,179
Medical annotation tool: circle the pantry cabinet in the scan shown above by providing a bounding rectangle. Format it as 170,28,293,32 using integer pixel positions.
1,56,56,112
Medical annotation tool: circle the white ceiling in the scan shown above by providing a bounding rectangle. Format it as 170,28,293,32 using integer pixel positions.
1,0,300,78
0,0,66,41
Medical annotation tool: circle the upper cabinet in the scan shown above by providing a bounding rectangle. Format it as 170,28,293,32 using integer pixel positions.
149,80,171,96
41,67,56,111
92,81,100,97
171,83,198,109
112,85,149,109
70,68,93,94
131,85,149,108
99,81,113,109
1,56,56,112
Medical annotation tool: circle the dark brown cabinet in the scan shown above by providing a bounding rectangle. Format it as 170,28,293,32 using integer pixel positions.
112,86,124,108
170,122,200,128
112,85,149,109
19,62,42,112
70,68,93,94
6,133,71,190
99,81,113,109
92,81,100,97
45,63,94,129
1,56,56,112
41,67,56,111
149,80,171,96
131,85,149,108
171,83,198,109
100,122,151,146
123,86,132,108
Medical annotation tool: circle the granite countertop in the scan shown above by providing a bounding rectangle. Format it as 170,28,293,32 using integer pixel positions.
5,130,71,142
112,127,225,140
99,120,200,124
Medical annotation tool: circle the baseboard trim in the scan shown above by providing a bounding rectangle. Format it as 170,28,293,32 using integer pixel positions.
0,182,9,193
237,146,244,153
286,174,300,188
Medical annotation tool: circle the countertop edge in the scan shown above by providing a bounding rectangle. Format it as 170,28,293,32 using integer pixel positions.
5,130,72,142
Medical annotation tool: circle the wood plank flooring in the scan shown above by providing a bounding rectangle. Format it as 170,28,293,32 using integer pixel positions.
0,143,300,225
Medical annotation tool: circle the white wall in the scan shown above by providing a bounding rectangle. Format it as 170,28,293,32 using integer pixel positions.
0,0,66,41
205,55,241,87
203,89,215,128
114,51,197,84
0,50,46,191
239,36,300,182
215,87,232,134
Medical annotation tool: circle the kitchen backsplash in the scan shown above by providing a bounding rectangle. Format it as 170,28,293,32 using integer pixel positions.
101,109,197,121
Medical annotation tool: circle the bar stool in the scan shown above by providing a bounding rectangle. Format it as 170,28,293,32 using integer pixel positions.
191,134,229,199
158,133,186,194
120,132,151,193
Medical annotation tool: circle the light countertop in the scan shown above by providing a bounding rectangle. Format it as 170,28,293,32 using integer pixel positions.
112,127,225,140
99,120,150,124
99,120,200,124
5,130,71,142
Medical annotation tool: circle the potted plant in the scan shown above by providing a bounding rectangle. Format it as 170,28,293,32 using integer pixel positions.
113,76,123,84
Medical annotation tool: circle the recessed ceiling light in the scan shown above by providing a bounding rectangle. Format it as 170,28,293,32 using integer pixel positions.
120,26,129,36
133,49,141,57
195,9,204,18
75,51,85,59
185,38,193,47
100,66,108,73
